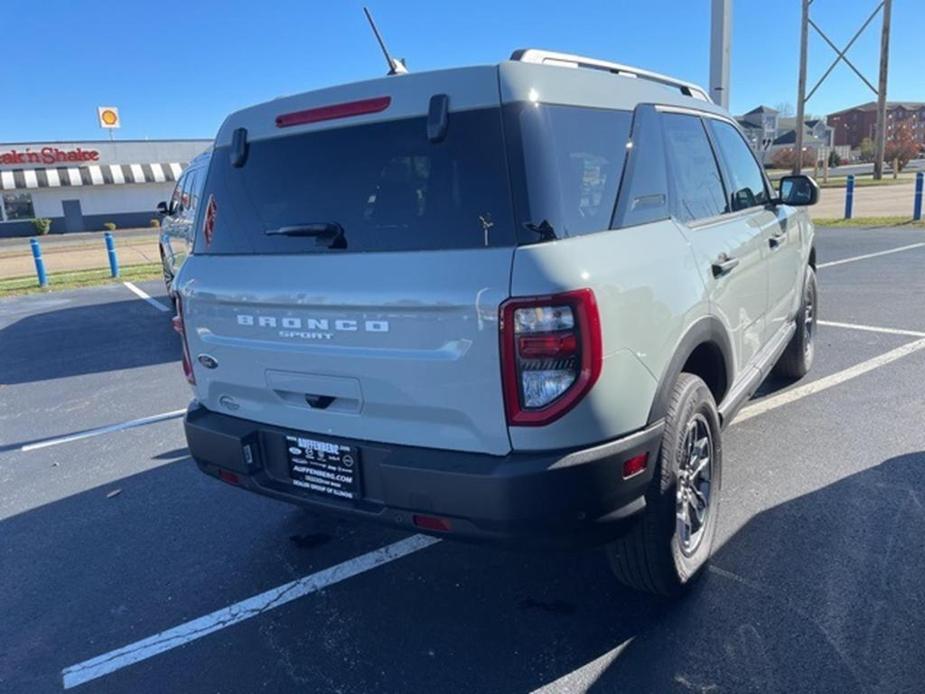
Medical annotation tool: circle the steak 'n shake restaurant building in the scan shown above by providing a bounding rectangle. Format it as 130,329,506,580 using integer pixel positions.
0,139,211,237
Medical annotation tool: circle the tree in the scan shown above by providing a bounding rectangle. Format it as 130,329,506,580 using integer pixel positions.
859,137,876,162
771,147,816,170
884,123,919,172
774,102,794,117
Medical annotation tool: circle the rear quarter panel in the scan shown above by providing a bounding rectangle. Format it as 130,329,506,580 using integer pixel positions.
509,220,709,450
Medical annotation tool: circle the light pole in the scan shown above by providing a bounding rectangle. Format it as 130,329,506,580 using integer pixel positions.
709,0,732,109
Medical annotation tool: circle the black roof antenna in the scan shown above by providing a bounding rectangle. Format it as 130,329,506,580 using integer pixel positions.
363,7,408,75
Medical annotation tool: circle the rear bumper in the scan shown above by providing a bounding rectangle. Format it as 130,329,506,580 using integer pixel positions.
184,404,663,549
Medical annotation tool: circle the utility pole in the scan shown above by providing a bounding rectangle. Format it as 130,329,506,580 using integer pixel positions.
873,0,892,180
709,0,732,109
793,1,891,178
794,0,810,175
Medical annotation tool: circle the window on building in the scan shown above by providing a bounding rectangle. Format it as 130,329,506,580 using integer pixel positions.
661,113,728,223
2,192,35,221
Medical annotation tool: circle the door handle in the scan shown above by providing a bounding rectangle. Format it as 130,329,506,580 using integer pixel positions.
711,255,740,278
769,231,787,249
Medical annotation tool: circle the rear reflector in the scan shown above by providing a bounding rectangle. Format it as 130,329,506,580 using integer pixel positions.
412,514,452,532
218,469,240,486
622,453,648,479
275,96,391,128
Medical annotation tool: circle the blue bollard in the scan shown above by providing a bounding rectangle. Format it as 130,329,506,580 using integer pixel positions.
104,232,120,278
844,174,855,220
914,172,923,222
30,238,48,288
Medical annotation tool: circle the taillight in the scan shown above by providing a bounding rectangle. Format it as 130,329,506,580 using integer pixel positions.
172,297,195,385
500,289,602,426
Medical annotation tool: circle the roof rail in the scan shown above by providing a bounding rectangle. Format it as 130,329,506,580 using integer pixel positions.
510,49,712,103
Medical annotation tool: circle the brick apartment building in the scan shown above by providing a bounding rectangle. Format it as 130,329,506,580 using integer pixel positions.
827,101,925,148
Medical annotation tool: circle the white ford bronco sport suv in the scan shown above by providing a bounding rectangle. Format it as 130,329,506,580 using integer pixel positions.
176,49,818,597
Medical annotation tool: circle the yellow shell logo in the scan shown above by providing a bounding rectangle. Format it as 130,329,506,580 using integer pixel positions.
101,109,118,125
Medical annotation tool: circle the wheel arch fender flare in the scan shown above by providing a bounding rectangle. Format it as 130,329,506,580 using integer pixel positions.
647,316,735,425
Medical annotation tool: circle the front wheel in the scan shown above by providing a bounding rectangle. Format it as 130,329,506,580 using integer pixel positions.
774,266,818,380
605,372,722,597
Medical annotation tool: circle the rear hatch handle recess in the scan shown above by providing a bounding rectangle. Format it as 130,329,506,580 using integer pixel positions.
265,222,347,249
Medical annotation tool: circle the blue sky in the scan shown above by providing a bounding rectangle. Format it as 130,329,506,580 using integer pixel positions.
2,0,922,142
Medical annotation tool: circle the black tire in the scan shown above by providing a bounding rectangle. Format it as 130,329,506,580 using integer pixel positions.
606,373,722,597
774,266,817,380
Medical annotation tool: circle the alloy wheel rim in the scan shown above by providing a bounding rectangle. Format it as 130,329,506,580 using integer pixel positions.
803,281,815,356
676,414,713,556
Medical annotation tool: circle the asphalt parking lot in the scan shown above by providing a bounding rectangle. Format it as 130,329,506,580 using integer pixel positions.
2,226,925,693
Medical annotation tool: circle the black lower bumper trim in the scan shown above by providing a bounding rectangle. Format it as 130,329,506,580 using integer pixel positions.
185,404,663,549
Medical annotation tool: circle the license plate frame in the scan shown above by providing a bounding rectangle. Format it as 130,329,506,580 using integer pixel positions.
284,434,361,501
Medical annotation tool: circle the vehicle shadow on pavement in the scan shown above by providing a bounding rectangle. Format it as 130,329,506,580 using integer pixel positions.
583,451,925,694
0,456,410,692
0,297,179,385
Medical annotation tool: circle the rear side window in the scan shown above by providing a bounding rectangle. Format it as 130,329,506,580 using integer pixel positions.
612,105,670,228
195,108,516,254
504,104,632,241
707,119,769,211
661,113,728,224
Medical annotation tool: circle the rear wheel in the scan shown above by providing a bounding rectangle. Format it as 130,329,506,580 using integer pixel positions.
774,266,817,380
606,372,722,597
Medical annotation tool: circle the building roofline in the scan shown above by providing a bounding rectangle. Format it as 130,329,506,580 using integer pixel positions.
828,101,925,117
743,105,779,115
0,138,213,146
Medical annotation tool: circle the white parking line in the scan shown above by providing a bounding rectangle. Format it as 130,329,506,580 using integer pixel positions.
734,336,925,423
20,409,186,452
123,281,171,313
61,534,441,689
818,320,925,338
817,242,925,269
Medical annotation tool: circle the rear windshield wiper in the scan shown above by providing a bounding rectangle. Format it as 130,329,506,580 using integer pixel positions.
523,219,558,242
265,222,347,249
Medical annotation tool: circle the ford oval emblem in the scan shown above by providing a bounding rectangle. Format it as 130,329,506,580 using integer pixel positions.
197,354,219,369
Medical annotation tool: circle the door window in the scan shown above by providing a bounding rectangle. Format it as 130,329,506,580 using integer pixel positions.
168,180,182,215
661,113,728,224
707,119,769,211
182,169,201,221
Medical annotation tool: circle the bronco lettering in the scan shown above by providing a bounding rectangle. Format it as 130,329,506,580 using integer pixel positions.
237,314,390,333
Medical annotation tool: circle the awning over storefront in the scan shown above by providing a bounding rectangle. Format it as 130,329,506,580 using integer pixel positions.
0,162,187,190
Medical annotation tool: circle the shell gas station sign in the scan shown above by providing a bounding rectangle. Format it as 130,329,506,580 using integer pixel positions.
97,106,120,129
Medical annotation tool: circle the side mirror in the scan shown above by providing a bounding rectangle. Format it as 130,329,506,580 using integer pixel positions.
778,175,819,207
156,201,169,216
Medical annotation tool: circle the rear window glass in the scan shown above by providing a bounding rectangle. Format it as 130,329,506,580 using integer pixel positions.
504,103,632,242
195,108,516,254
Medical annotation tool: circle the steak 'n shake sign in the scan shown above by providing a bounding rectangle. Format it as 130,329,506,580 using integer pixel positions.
0,147,100,167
